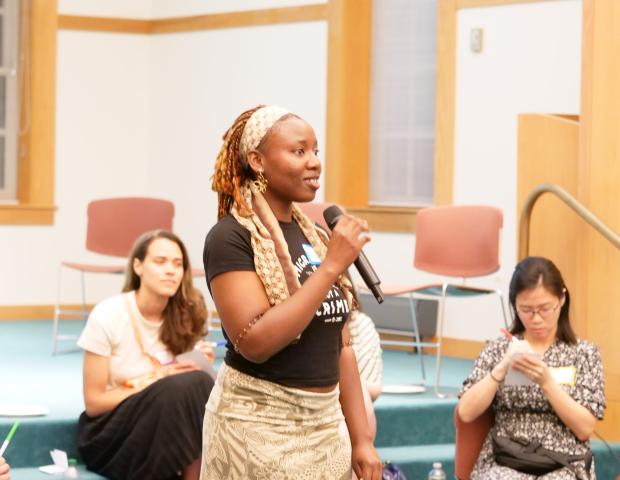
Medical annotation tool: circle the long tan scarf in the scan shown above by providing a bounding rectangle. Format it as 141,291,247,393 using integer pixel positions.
230,181,353,309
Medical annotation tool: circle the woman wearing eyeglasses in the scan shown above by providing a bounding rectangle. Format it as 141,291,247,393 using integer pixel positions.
457,256,606,479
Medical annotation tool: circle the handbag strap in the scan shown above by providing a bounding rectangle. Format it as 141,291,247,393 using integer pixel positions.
539,447,591,480
123,293,163,373
495,430,591,480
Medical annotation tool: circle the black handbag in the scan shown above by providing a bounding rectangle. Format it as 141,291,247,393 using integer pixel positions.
492,431,592,480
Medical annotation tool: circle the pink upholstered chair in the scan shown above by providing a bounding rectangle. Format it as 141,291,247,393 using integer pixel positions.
382,205,508,396
454,407,494,479
53,197,175,354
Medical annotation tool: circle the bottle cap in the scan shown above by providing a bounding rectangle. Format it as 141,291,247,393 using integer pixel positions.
433,462,442,468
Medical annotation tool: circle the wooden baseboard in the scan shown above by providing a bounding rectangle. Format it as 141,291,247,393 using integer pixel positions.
0,305,222,322
1,306,483,360
210,320,486,360
0,304,94,320
379,331,484,360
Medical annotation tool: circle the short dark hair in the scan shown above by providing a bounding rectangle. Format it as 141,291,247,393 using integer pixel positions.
509,256,577,344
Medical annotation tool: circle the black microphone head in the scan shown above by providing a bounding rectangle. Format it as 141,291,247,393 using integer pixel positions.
323,205,344,231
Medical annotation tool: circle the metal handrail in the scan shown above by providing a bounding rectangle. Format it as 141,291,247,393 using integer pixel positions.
518,183,620,259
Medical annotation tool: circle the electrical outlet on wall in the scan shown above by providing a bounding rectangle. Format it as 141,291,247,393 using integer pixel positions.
470,27,484,53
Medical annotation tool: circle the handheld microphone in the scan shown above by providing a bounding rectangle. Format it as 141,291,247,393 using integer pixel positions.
323,205,384,304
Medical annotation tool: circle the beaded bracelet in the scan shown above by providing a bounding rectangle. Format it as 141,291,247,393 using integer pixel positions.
233,313,263,352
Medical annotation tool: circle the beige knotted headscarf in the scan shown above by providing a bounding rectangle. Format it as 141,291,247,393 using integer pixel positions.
239,105,290,165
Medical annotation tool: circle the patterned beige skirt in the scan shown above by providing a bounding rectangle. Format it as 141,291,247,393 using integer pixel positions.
200,364,352,480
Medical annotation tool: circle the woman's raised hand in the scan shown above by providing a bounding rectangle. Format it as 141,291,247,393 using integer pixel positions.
512,354,552,387
323,215,371,274
492,338,534,382
195,340,216,364
0,456,10,480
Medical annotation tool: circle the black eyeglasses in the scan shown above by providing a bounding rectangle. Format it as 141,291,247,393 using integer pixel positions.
516,303,560,320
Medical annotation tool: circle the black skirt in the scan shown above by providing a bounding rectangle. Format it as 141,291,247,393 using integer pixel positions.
78,370,214,480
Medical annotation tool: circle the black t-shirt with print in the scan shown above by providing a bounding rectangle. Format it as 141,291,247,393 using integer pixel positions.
203,215,350,387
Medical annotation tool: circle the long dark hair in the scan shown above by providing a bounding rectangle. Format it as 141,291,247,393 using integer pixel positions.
509,256,577,344
123,229,207,355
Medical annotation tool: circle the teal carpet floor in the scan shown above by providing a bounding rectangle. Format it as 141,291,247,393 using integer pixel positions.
1,320,619,479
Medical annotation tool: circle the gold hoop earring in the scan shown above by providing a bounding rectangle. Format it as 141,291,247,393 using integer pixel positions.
254,170,268,193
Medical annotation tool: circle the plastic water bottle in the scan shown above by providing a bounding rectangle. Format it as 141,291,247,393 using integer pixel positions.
427,462,446,480
64,458,80,478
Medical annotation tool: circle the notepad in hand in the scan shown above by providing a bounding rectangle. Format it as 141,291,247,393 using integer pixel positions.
176,348,216,379
504,352,541,386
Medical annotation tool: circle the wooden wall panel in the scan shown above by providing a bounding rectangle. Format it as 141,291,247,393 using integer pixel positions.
0,305,93,321
576,0,620,441
0,0,57,224
434,0,457,206
57,15,150,33
150,5,328,33
325,0,371,208
516,114,582,334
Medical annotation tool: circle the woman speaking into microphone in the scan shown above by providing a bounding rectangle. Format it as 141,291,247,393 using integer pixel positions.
201,105,381,480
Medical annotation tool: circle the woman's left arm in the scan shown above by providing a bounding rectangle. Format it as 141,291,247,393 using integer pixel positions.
513,355,597,441
339,324,382,480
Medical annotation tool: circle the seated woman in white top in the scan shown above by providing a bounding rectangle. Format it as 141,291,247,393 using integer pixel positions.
77,230,215,480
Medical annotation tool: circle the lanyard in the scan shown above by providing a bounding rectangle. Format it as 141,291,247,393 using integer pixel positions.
123,293,163,374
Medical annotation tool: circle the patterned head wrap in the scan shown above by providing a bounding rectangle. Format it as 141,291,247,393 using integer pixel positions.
239,105,290,166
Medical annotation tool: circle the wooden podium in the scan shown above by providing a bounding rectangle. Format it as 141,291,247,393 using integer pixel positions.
517,0,620,442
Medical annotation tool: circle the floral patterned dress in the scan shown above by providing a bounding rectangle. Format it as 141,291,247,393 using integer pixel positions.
460,337,606,479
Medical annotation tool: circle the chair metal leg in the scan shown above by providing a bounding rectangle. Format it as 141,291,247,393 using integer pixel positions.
80,271,87,321
408,293,426,383
53,266,88,355
52,264,63,355
496,289,509,329
433,283,448,397
434,284,458,398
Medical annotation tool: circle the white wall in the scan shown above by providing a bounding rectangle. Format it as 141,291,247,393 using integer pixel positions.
59,0,153,19
361,0,582,341
0,30,151,305
1,0,582,344
450,0,581,339
147,22,327,277
0,1,326,308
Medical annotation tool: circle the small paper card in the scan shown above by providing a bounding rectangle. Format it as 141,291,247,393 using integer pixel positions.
39,449,68,475
504,352,541,386
550,366,577,386
176,348,216,379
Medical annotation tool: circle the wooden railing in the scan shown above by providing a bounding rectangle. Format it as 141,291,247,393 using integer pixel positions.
518,183,620,258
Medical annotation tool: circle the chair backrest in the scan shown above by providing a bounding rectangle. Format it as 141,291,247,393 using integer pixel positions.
454,407,494,480
297,201,335,233
86,197,175,257
414,205,503,277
